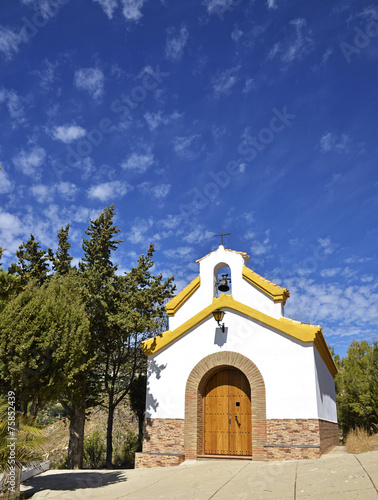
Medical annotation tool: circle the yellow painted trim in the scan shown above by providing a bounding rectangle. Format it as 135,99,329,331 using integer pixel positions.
242,266,290,305
165,276,201,317
142,294,337,378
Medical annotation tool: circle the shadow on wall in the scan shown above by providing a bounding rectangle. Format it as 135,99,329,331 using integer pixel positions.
214,326,228,347
144,358,167,418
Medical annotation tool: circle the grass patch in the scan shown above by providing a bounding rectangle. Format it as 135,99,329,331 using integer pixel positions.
346,427,378,454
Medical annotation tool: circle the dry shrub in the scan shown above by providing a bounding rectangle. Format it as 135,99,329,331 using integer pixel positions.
346,427,378,454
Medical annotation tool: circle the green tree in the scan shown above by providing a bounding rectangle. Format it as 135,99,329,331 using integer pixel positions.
8,235,51,285
49,224,73,276
336,340,376,437
370,340,378,430
0,273,94,468
101,245,174,466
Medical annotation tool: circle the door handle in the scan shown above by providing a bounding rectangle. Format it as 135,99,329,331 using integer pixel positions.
229,418,231,424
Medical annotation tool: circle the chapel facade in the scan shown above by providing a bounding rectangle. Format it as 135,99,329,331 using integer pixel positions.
135,245,338,468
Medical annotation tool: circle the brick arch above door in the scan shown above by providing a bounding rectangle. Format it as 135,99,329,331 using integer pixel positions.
184,351,267,461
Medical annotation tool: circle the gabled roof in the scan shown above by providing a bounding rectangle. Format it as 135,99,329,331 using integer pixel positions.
242,266,290,305
196,246,250,263
165,276,201,317
142,294,337,378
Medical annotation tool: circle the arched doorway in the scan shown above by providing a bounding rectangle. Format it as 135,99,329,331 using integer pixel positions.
203,368,252,456
184,352,266,461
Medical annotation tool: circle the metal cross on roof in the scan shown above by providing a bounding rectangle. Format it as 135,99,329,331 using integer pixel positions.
213,231,231,246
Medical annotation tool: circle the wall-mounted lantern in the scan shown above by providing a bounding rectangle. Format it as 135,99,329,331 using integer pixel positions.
212,309,226,332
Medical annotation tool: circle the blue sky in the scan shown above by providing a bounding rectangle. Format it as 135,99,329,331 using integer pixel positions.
0,0,377,358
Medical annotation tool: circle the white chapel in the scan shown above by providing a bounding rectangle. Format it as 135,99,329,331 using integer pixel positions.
135,245,338,468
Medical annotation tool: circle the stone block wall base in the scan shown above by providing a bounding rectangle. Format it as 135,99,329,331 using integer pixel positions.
264,446,321,461
135,452,185,468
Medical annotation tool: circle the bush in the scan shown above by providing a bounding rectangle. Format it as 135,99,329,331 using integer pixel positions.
83,430,106,469
345,426,378,454
113,431,139,468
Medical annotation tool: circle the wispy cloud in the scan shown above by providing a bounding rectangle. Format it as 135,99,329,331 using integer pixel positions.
127,217,153,244
30,183,55,203
0,168,13,194
266,0,278,9
211,66,240,97
88,181,131,201
268,18,313,64
52,125,87,144
172,134,204,160
13,146,46,179
56,182,79,201
0,209,26,254
203,0,236,17
121,151,154,173
165,26,189,62
121,0,146,21
93,0,118,19
143,110,181,131
183,227,214,244
138,182,171,199
74,67,104,99
0,88,26,126
319,132,350,153
0,26,27,60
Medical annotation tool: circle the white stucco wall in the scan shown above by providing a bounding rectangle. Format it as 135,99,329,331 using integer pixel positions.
146,310,323,420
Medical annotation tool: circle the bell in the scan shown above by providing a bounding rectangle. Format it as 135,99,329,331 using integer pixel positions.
218,274,230,292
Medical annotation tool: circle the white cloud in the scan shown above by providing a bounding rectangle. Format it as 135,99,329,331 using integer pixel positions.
211,66,239,97
93,0,118,18
0,168,13,194
172,134,204,160
121,152,154,173
0,88,25,126
127,217,153,244
30,184,55,203
268,18,313,64
266,0,278,9
165,26,189,62
138,182,171,199
317,237,337,256
183,227,214,244
0,209,25,254
13,146,46,179
231,26,243,42
203,0,236,17
121,0,146,21
74,67,104,99
243,78,255,94
144,110,181,131
21,0,62,18
31,59,57,89
87,181,130,201
56,182,79,201
52,125,86,144
164,246,193,259
319,132,350,153
285,277,378,332
0,26,26,60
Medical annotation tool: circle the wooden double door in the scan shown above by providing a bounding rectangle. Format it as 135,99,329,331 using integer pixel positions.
203,368,252,456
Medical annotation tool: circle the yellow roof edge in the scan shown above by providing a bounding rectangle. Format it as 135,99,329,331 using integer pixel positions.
142,294,336,378
165,276,201,317
242,266,290,305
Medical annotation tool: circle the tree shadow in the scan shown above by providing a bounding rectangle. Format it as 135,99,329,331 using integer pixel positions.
22,470,127,498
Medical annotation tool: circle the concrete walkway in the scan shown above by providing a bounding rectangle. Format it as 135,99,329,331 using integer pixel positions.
21,450,378,500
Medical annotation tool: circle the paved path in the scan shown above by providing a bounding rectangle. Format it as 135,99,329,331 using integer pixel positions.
21,450,378,500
